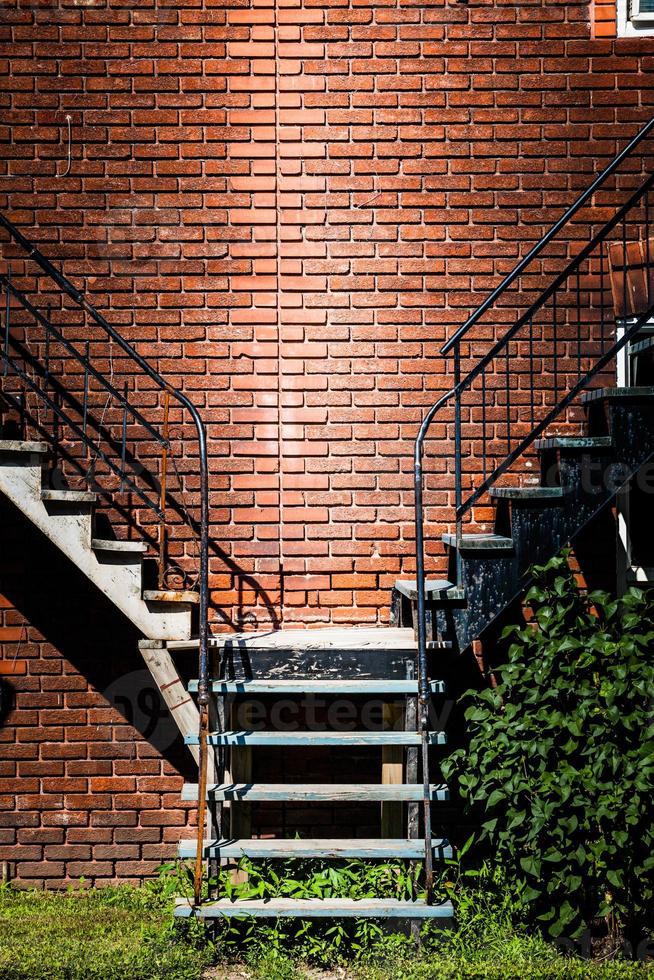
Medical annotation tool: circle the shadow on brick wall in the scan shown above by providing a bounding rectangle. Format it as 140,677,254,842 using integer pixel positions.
0,495,194,782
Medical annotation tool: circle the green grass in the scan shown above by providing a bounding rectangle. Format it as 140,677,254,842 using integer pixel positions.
0,882,212,980
1,880,652,980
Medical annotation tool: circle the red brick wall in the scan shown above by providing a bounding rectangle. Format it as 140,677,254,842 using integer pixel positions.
0,501,195,885
1,0,653,632
1,0,654,886
0,0,654,626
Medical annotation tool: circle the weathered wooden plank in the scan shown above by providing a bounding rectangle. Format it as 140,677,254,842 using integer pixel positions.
177,838,452,860
188,679,446,694
185,731,447,747
171,628,426,681
174,896,454,919
170,627,418,652
138,640,199,765
181,782,450,802
228,700,252,885
381,701,404,839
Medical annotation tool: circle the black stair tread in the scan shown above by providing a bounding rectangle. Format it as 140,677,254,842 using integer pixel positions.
169,626,417,653
490,486,564,500
181,782,450,802
442,533,513,551
535,435,614,451
394,579,465,601
581,386,654,403
185,730,447,747
630,335,654,356
187,678,447,694
177,838,452,859
174,896,454,919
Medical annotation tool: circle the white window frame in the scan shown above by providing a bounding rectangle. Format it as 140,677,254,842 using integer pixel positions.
616,316,654,591
617,0,654,35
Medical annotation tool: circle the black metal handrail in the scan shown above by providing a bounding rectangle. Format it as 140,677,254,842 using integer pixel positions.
442,115,654,356
413,118,654,901
0,214,211,903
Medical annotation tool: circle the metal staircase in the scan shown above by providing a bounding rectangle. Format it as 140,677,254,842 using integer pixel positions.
3,115,654,926
172,627,454,920
396,115,654,757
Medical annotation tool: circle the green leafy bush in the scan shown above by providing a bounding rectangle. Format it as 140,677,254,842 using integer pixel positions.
443,550,654,940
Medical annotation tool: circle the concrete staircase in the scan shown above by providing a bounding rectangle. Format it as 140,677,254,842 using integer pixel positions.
0,440,196,641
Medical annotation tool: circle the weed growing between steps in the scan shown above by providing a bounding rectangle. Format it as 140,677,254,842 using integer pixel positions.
443,549,654,946
164,854,443,963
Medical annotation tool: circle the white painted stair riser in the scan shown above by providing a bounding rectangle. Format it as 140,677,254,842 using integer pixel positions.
0,454,191,640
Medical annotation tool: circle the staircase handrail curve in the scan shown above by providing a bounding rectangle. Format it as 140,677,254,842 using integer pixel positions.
441,114,654,356
0,214,211,902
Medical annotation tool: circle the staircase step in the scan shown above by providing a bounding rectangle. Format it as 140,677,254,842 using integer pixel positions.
92,538,148,554
143,589,199,605
489,486,564,500
177,838,452,860
185,730,447,747
394,579,465,602
535,435,614,451
581,386,654,403
169,626,417,653
442,533,513,552
188,678,447,695
174,896,454,920
41,489,97,504
0,440,49,454
181,782,450,802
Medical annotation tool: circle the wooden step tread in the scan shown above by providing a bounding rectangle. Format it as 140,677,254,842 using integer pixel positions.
535,435,613,451
178,838,452,860
169,626,417,653
42,489,96,503
0,440,49,454
185,730,447,747
442,533,513,551
143,589,199,605
181,782,450,802
187,678,447,695
174,896,454,919
394,579,465,602
92,538,148,553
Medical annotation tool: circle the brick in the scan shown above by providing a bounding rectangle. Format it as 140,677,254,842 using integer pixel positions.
2,0,650,890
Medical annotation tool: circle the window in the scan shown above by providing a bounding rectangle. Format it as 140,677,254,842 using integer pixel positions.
618,0,654,34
